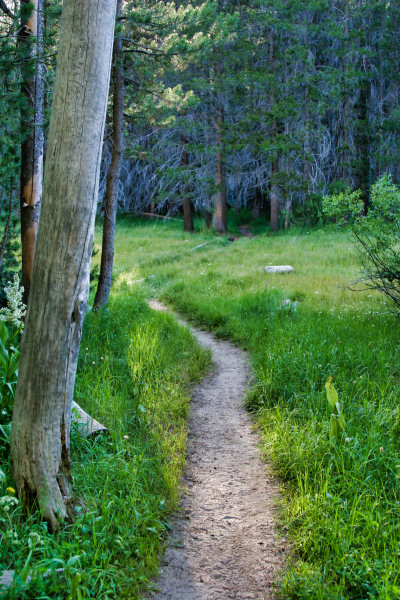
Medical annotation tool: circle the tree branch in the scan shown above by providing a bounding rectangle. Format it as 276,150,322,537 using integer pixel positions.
0,0,14,19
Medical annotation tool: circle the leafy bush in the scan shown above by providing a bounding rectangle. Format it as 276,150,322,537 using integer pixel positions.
323,174,400,311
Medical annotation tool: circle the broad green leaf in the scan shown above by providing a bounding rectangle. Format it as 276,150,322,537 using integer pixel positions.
325,376,338,410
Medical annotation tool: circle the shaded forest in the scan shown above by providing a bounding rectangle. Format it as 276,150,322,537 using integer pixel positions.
1,0,400,251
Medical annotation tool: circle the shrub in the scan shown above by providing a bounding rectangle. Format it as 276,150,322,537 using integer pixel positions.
323,174,400,311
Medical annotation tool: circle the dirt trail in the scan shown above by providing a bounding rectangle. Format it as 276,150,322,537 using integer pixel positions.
148,300,285,600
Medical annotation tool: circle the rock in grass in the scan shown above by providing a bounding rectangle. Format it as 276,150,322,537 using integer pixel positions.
265,265,294,274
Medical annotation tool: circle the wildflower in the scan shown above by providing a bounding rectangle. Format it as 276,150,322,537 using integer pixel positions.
28,531,44,548
0,274,26,329
123,435,129,440
345,437,350,443
0,495,18,511
6,487,15,495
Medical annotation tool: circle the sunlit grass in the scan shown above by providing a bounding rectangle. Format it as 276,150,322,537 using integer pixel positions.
99,215,400,599
0,285,210,599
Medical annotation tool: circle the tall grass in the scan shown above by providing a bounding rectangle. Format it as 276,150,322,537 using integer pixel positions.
105,217,400,599
0,287,210,598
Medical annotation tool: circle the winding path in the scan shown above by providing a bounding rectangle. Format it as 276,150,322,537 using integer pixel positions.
148,300,286,600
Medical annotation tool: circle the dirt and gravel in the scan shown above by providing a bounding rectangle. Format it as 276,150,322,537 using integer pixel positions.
148,300,286,600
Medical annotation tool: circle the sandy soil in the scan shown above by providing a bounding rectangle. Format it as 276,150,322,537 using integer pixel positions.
147,300,286,600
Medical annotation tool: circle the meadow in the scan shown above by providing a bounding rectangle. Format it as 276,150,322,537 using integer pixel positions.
1,215,399,599
0,279,210,598
99,216,400,599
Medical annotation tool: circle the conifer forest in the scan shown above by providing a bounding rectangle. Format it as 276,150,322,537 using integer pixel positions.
0,1,400,599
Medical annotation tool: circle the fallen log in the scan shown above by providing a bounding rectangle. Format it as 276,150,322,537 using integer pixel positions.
71,401,108,437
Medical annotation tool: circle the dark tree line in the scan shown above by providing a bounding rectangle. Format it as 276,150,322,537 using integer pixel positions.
105,0,400,232
0,0,399,299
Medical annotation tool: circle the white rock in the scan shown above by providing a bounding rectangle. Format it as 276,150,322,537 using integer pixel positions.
265,265,294,274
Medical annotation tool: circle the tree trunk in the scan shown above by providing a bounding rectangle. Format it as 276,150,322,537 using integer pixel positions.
268,29,279,233
205,207,212,228
355,83,370,215
270,119,280,233
270,158,280,232
212,105,227,233
181,134,194,233
11,0,116,531
94,0,124,310
252,187,262,218
284,196,291,230
340,0,351,185
19,0,44,305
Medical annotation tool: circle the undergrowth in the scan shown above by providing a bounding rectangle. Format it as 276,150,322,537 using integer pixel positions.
0,286,210,599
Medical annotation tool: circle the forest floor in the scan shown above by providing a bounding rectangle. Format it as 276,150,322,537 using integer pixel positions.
147,300,285,599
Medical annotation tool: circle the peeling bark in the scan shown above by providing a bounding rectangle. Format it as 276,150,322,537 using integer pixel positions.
11,0,116,531
19,0,44,304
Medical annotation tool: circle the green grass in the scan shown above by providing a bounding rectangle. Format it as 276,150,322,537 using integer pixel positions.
2,214,399,599
0,285,210,598
94,215,400,600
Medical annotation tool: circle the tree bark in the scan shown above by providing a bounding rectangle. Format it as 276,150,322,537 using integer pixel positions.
181,134,194,233
268,29,279,233
11,0,116,531
19,0,44,305
252,187,262,219
270,156,280,232
284,196,291,230
94,0,124,310
355,83,370,215
212,105,227,233
205,207,212,228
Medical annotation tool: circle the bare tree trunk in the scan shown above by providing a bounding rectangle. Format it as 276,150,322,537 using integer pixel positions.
340,0,351,185
355,84,370,215
19,0,44,304
268,29,279,233
94,0,123,310
212,105,227,233
181,134,194,233
11,0,116,531
303,87,312,191
252,187,262,218
270,156,280,232
284,196,291,230
205,207,212,228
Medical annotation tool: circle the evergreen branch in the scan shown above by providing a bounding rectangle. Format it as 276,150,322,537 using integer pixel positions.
0,0,14,19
